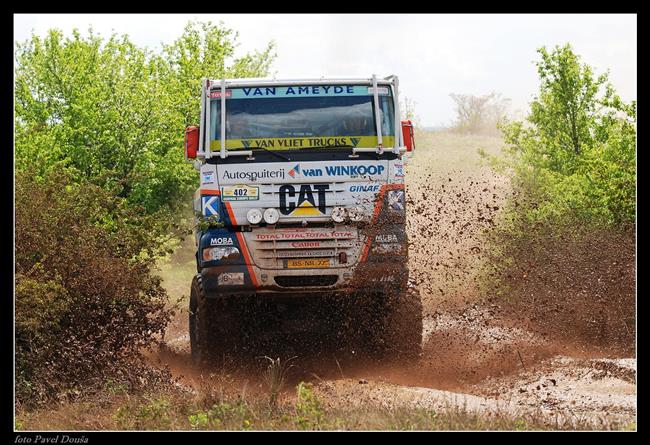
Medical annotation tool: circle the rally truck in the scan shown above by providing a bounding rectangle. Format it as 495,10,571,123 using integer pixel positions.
184,75,421,364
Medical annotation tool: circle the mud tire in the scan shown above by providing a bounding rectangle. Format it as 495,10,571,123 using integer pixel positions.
189,275,240,366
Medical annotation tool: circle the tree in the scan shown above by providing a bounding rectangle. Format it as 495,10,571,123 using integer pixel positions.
14,21,276,215
160,21,276,128
527,44,609,174
450,92,510,135
496,43,636,226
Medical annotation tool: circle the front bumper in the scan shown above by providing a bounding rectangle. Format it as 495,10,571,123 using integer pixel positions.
200,259,408,299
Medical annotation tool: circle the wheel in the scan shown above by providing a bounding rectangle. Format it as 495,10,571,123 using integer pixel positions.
189,274,240,366
360,286,423,363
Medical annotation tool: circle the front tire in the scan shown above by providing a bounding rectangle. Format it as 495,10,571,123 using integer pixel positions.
189,275,239,366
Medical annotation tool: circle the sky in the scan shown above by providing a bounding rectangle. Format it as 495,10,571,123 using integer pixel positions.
14,14,637,128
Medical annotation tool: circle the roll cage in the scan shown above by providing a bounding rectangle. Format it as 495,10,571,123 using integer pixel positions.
196,75,407,160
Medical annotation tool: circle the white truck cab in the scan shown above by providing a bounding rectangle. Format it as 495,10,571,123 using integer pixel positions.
184,75,421,364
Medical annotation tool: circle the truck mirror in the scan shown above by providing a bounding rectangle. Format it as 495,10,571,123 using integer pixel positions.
401,120,415,152
184,126,199,159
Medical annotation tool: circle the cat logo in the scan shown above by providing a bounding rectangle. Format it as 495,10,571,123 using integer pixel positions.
279,184,329,216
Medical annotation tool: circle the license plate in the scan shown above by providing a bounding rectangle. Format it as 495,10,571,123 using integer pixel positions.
218,272,244,285
286,259,330,269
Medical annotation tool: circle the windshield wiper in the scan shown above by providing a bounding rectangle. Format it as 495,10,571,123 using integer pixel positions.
227,144,357,160
229,146,292,161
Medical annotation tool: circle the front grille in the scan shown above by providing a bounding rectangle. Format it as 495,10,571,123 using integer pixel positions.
247,227,361,269
274,275,339,287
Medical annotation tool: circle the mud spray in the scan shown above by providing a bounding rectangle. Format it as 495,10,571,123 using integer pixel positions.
151,133,636,429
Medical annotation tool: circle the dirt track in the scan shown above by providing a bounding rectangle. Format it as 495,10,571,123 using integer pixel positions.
151,131,636,429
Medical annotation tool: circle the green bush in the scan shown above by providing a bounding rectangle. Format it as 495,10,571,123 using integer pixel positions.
294,382,325,430
479,45,636,351
15,170,173,407
14,21,277,408
491,44,636,228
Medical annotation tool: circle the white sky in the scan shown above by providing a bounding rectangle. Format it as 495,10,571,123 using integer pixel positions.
14,14,637,128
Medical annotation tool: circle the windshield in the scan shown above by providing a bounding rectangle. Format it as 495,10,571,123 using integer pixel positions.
209,85,395,151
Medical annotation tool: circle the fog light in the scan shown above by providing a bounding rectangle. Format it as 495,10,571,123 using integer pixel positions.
246,208,263,224
203,246,240,261
263,208,279,224
331,206,347,223
348,206,365,222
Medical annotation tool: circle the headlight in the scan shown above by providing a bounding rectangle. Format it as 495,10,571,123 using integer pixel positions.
348,206,365,222
203,246,240,262
263,208,279,224
331,206,347,223
246,208,263,224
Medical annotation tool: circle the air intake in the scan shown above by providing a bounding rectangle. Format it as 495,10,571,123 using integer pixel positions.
274,275,338,287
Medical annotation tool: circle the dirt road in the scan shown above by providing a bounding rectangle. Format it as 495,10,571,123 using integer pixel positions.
152,131,636,430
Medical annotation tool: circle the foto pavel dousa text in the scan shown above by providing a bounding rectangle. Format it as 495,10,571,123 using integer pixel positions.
15,435,88,444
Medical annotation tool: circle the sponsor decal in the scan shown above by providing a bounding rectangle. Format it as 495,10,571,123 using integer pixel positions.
210,90,232,98
373,243,403,254
275,249,335,258
349,184,381,193
202,196,221,218
202,171,215,184
326,164,385,177
367,87,390,95
394,163,405,177
288,164,301,178
221,168,285,182
290,241,323,248
375,234,399,243
255,231,355,241
221,185,259,201
203,246,240,261
212,85,384,100
218,272,244,286
387,190,405,211
210,136,393,151
210,237,234,246
279,184,329,216
284,164,385,179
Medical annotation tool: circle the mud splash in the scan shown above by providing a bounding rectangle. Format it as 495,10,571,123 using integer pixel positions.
149,131,635,429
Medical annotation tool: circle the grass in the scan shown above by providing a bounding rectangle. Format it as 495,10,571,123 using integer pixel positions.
411,129,504,174
261,356,297,408
15,380,630,431
154,234,198,307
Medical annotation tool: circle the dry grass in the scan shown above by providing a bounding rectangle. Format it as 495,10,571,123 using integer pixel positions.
155,234,198,307
15,380,632,431
261,356,297,408
411,128,504,174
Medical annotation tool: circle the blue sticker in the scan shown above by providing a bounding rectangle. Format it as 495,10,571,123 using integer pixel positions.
202,196,221,218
